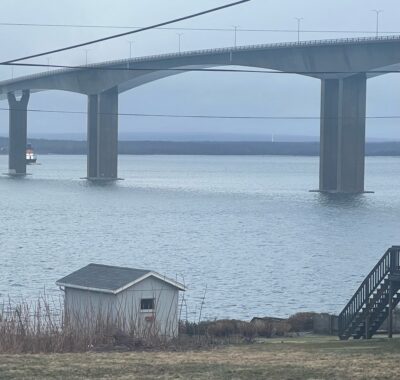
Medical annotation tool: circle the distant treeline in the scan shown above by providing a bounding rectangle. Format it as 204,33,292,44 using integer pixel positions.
1,137,400,156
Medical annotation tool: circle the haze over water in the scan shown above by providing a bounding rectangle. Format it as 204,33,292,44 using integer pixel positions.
1,155,399,320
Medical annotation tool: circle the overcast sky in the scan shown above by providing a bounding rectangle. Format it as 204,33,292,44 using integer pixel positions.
0,0,400,140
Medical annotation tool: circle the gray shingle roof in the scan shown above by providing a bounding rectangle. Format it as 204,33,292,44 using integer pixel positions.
56,264,151,293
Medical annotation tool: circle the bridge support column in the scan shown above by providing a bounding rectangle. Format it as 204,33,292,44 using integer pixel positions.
87,94,99,179
86,87,119,180
7,90,30,176
337,74,366,193
319,79,339,192
319,74,366,193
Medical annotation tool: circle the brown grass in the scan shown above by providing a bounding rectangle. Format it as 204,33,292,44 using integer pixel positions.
0,297,293,354
0,295,181,354
1,336,400,379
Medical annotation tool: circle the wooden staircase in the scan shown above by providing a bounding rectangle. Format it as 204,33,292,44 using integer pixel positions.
339,246,400,340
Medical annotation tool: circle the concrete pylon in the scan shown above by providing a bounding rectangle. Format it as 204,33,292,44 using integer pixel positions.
319,74,367,193
337,74,367,193
86,87,119,180
320,79,339,192
87,94,99,179
7,90,30,176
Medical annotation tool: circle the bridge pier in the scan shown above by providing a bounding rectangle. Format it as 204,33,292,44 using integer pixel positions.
320,79,339,192
86,87,119,180
7,90,30,176
319,74,367,193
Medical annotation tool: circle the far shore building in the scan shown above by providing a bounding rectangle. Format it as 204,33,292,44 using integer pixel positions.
56,264,186,338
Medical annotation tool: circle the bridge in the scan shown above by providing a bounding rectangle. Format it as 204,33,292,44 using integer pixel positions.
1,35,400,192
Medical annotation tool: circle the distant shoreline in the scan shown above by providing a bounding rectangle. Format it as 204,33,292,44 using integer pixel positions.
1,137,400,156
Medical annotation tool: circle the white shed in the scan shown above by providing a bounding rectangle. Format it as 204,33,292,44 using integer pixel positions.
56,264,185,338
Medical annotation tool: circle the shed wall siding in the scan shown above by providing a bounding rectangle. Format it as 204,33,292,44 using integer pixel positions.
64,276,180,338
65,288,116,330
116,277,180,338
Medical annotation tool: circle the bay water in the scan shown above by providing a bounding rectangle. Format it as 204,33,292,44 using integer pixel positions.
1,155,399,320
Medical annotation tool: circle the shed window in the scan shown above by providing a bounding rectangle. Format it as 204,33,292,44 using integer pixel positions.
141,298,155,311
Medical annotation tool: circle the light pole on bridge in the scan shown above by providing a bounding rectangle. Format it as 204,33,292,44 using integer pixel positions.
295,17,303,43
127,41,134,69
372,9,383,37
177,33,183,53
84,49,91,66
128,41,134,59
232,25,240,48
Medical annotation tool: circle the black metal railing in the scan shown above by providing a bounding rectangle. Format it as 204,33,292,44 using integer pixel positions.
338,246,400,337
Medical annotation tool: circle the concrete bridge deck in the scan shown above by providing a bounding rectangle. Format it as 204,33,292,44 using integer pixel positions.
1,35,400,191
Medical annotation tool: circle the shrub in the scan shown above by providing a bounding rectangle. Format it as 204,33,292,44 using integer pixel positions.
287,312,317,332
251,318,290,337
180,319,257,341
206,320,238,337
179,320,209,336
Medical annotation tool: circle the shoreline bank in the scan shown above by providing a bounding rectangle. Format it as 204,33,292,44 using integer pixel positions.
2,138,400,156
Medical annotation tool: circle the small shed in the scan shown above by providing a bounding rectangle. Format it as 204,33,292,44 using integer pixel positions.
56,264,185,338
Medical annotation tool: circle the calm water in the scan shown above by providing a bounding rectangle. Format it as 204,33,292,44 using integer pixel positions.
1,155,400,320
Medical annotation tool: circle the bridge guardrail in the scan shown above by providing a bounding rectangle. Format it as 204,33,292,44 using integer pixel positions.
1,34,400,89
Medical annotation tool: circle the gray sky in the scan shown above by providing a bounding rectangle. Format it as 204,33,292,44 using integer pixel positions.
0,0,400,140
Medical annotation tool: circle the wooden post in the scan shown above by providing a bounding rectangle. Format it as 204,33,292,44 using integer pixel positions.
365,315,369,339
390,248,396,273
388,281,393,339
365,281,370,339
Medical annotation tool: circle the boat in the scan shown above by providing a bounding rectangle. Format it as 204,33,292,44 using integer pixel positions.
26,144,37,164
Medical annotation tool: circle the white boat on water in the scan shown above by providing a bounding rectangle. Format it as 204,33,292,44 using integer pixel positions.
26,144,37,164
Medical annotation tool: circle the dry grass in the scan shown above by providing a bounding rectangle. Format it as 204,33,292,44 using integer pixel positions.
0,297,292,355
1,335,400,379
0,295,180,354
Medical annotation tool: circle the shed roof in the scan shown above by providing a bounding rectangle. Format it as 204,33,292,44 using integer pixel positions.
56,264,185,294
